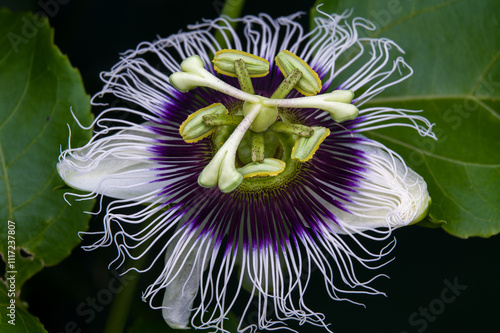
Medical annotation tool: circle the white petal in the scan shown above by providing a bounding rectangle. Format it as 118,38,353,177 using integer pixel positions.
315,137,431,234
57,124,171,201
161,230,206,329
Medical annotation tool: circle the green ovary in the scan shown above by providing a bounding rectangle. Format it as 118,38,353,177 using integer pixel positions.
243,101,278,132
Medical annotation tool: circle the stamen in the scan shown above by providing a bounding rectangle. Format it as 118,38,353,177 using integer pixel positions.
268,121,314,137
212,49,270,78
251,132,265,163
179,103,228,143
234,59,255,94
291,126,330,162
275,50,322,96
270,68,303,99
237,158,286,178
203,114,244,127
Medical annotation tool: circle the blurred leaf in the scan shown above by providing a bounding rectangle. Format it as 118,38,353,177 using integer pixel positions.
312,0,500,238
0,282,47,332
0,8,94,292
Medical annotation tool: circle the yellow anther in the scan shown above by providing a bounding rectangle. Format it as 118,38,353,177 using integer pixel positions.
275,50,322,96
291,127,330,162
237,158,286,178
213,49,270,78
179,103,228,143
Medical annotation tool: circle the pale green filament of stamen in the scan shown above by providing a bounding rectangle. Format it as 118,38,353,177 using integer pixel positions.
270,69,303,99
234,59,255,94
251,132,265,163
268,121,314,137
203,114,244,127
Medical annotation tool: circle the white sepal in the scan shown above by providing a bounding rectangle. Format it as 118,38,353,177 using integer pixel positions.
314,137,431,234
57,124,169,201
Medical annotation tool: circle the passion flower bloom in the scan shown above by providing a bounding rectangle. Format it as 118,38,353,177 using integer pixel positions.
58,10,435,332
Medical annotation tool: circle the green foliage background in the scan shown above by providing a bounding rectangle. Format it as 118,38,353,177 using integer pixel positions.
312,0,500,238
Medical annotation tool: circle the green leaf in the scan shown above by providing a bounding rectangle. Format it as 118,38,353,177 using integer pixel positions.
312,0,500,238
0,8,94,291
0,282,47,332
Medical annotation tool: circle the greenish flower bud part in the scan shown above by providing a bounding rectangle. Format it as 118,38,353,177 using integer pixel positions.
179,103,228,143
275,50,322,96
213,49,270,78
292,126,330,162
243,101,278,132
237,158,286,178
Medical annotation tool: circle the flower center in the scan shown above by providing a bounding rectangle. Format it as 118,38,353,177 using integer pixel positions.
170,49,359,193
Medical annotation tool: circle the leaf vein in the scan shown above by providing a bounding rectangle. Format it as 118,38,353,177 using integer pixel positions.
376,0,461,36
13,170,57,213
0,41,35,130
464,166,498,212
471,50,500,95
422,154,472,214
7,78,58,168
369,132,500,167
0,144,12,220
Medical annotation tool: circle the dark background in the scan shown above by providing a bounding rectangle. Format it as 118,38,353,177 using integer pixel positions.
1,0,499,332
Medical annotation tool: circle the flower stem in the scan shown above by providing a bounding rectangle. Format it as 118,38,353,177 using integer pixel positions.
214,0,246,48
102,256,146,333
251,132,265,163
234,59,255,94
